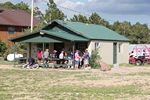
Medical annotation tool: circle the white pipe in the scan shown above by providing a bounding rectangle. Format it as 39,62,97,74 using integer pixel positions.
31,0,34,32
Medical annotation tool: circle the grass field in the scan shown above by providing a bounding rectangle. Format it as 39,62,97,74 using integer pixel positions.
0,65,150,100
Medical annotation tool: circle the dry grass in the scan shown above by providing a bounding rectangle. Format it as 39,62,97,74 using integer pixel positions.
0,65,150,100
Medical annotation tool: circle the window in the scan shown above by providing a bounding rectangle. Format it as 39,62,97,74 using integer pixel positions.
8,27,16,34
95,42,100,50
118,43,122,53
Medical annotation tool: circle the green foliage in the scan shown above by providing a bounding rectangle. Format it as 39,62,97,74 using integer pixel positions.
23,22,46,34
0,1,30,13
70,12,110,28
34,7,44,20
112,21,150,44
44,0,65,23
0,41,7,56
70,14,88,23
130,22,150,44
0,1,15,9
3,43,26,60
15,1,30,13
112,21,132,37
90,50,100,69
89,12,110,27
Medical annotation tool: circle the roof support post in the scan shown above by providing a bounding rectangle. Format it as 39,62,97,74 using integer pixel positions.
29,43,31,58
13,42,16,67
42,42,44,53
72,41,75,68
42,42,45,61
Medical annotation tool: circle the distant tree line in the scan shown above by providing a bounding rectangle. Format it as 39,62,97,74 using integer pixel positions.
0,0,150,44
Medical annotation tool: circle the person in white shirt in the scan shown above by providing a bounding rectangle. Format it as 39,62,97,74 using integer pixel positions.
59,51,64,64
130,51,137,58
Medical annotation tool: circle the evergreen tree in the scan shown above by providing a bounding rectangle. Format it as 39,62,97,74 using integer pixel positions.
15,1,30,13
44,0,65,23
0,1,15,9
112,21,132,36
89,12,109,27
70,14,88,23
130,22,150,44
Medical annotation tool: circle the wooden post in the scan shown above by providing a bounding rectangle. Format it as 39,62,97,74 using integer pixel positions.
29,43,31,58
72,42,75,68
43,43,44,52
13,42,16,67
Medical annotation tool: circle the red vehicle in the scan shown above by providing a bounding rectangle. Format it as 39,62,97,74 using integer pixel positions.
129,55,150,66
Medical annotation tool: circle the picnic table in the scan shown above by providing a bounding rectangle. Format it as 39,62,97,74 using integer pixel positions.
39,58,73,68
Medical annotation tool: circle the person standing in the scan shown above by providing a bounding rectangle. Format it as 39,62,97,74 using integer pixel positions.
59,50,64,64
43,49,49,63
75,50,81,69
83,49,90,68
37,49,43,63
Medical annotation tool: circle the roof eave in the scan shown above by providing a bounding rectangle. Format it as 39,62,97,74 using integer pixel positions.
90,39,129,42
10,31,40,42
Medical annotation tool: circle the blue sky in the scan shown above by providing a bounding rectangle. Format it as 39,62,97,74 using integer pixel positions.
1,0,150,26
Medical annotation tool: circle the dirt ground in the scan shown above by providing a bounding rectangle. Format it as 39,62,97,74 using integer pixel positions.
0,64,150,99
0,64,150,87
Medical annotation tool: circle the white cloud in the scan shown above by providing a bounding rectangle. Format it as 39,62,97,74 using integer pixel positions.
0,0,10,3
53,0,150,16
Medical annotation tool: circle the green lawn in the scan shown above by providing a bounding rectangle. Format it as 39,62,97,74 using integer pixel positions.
0,66,150,100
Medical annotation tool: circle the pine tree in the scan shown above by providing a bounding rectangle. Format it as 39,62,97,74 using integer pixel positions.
44,0,65,23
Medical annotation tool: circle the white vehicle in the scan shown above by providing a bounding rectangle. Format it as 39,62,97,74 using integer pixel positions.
7,53,23,61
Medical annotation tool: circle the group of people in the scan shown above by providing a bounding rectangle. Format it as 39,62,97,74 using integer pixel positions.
23,48,90,69
74,49,90,69
129,50,147,58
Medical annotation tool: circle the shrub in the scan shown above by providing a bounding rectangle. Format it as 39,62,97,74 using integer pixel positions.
0,41,7,56
3,43,26,60
90,50,100,69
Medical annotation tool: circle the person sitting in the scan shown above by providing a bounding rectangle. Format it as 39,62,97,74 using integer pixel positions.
59,51,64,64
22,57,39,69
52,50,57,58
129,51,136,58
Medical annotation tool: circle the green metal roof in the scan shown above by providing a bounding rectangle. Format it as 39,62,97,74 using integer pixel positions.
21,35,62,43
10,20,129,43
41,26,88,42
11,32,63,43
55,20,129,41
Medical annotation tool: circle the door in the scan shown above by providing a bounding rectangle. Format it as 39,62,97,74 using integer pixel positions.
113,43,117,64
54,43,64,58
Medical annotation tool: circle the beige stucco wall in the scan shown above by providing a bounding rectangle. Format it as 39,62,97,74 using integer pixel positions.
117,42,129,64
87,41,129,65
88,41,113,64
